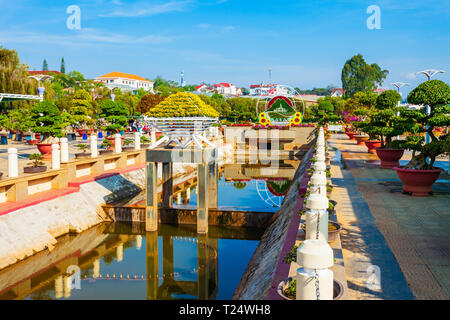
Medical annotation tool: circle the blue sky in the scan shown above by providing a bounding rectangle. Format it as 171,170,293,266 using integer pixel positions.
0,0,449,96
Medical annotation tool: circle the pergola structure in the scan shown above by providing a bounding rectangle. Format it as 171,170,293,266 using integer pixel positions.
0,93,42,103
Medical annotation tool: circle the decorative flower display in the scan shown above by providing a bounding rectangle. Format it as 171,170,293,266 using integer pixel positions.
146,92,219,118
259,112,271,126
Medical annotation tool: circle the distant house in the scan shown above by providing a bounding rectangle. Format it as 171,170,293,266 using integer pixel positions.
249,84,289,96
196,83,241,96
331,88,345,97
95,72,154,92
28,70,63,76
373,88,386,94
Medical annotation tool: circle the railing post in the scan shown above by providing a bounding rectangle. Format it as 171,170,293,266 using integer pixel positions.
115,133,122,153
60,138,69,163
8,148,18,178
52,143,60,170
134,132,141,150
90,135,98,158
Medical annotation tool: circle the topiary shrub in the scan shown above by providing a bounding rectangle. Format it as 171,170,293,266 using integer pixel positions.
100,100,128,133
30,101,63,143
391,80,450,169
146,92,219,118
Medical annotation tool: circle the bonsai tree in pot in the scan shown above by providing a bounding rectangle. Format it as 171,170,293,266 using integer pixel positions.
140,135,151,148
24,153,47,173
75,143,91,159
391,80,450,196
122,138,133,150
30,101,64,159
100,138,113,155
365,90,406,167
100,100,128,144
70,89,94,134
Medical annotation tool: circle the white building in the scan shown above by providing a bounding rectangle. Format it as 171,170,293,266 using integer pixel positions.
331,88,345,97
95,72,154,92
196,83,241,96
249,84,290,96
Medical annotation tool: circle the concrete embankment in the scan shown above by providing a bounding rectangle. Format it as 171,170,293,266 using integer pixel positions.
233,147,313,300
0,143,234,270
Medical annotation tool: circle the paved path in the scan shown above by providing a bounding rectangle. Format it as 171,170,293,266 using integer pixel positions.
330,134,450,300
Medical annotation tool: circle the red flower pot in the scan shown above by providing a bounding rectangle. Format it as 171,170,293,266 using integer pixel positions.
37,143,54,160
346,132,358,140
375,148,404,168
394,167,442,196
354,135,369,146
106,136,124,147
364,140,381,154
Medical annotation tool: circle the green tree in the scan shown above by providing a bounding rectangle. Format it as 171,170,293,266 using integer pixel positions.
100,100,128,133
30,101,64,142
42,59,48,71
391,80,450,169
137,94,166,114
70,90,93,128
60,57,65,74
341,54,388,98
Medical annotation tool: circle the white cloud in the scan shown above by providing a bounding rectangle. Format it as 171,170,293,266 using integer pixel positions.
406,72,417,80
0,29,173,46
99,0,193,17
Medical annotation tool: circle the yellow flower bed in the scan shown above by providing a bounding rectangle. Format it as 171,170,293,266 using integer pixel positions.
259,112,271,126
289,112,303,125
146,92,219,118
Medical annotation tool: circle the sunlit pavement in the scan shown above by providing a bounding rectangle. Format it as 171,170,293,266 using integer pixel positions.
329,134,450,300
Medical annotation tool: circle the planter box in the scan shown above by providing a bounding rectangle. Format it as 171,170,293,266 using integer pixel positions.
394,167,442,196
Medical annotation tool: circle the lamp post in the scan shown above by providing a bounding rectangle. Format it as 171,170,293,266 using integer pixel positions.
28,74,53,101
416,69,445,144
391,82,409,103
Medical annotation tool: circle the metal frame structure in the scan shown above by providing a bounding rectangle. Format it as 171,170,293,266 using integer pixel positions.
0,93,42,103
143,117,219,149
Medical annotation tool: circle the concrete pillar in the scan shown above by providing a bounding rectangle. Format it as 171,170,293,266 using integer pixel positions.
63,275,72,298
150,128,156,145
163,236,174,279
90,135,98,158
197,163,209,234
146,162,158,232
309,171,327,196
116,243,123,262
197,234,209,299
305,194,329,242
312,161,327,172
115,133,122,153
93,258,100,278
146,231,158,300
8,148,18,178
55,275,63,299
208,162,218,208
134,132,141,150
162,162,173,208
60,138,69,163
177,192,182,205
136,235,142,250
296,240,334,300
186,187,191,201
52,144,60,170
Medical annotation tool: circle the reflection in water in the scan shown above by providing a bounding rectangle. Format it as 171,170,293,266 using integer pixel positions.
0,223,262,300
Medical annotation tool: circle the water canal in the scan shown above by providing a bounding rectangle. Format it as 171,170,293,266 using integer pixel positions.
0,157,302,300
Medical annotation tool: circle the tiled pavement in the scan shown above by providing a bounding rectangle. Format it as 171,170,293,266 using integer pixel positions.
329,135,450,300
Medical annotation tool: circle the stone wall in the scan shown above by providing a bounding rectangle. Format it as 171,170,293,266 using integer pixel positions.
232,147,314,300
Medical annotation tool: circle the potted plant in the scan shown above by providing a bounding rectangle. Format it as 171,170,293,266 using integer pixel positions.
100,139,113,155
24,153,47,173
277,278,344,300
140,135,151,148
100,100,128,146
366,90,407,168
75,143,91,159
391,80,450,196
122,138,134,151
30,101,64,159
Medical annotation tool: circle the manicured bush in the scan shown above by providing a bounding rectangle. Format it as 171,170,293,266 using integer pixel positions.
100,100,128,133
391,80,450,169
146,92,219,118
30,101,63,142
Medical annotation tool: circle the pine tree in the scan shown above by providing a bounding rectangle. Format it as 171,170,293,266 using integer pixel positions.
60,57,65,74
43,59,48,71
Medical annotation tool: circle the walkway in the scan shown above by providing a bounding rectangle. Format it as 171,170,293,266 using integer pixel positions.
329,134,450,300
